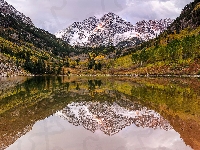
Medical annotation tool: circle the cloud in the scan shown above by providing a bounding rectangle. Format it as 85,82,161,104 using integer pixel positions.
5,0,193,34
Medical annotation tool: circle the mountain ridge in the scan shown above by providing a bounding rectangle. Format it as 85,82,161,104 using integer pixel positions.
169,0,200,33
0,0,33,26
55,12,174,47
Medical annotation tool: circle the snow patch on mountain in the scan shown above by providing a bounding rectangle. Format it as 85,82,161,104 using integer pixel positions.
55,12,174,47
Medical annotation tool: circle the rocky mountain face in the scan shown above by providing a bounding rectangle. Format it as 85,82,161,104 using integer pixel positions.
55,12,174,47
0,54,28,77
0,0,33,26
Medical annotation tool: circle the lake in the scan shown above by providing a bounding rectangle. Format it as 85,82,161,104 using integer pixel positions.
0,76,200,150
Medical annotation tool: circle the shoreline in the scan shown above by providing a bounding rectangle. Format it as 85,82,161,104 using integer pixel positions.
0,73,200,78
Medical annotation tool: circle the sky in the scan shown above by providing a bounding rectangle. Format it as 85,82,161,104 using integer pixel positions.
5,0,193,34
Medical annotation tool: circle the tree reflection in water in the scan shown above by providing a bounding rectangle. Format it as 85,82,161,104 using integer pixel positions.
56,100,172,136
1,76,199,149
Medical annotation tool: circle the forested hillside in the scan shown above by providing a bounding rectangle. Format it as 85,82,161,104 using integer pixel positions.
111,0,200,76
0,2,76,76
170,0,200,33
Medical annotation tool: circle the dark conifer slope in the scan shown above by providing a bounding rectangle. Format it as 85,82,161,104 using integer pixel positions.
0,11,74,56
169,0,200,33
0,0,76,75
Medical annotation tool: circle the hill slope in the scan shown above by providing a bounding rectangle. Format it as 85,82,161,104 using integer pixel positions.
0,0,76,76
111,0,200,76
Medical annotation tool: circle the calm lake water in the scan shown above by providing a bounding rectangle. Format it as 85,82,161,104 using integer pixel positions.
0,76,200,150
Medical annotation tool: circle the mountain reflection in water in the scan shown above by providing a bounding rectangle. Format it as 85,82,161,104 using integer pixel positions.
56,101,172,136
1,76,199,150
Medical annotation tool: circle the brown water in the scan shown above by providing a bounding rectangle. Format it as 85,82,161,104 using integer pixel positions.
1,76,200,150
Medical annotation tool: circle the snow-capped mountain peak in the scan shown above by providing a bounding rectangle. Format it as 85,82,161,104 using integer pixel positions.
55,12,174,47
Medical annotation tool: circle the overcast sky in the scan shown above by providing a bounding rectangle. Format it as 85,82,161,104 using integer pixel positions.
6,0,193,34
